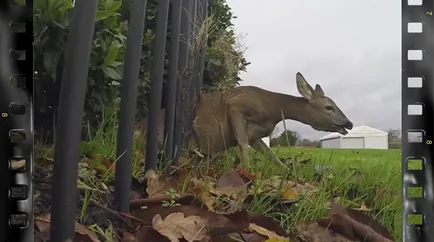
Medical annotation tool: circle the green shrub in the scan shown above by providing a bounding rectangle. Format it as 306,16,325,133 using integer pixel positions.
34,0,249,142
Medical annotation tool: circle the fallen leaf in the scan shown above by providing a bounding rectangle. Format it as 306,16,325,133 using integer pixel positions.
296,222,350,242
317,202,394,242
144,169,178,198
248,223,289,241
152,212,208,242
122,231,136,242
75,222,101,242
132,205,250,239
190,177,217,210
264,238,289,242
281,187,298,201
235,166,260,183
353,201,371,212
134,226,171,242
213,232,268,242
210,170,247,199
249,213,289,237
130,194,208,210
34,213,101,242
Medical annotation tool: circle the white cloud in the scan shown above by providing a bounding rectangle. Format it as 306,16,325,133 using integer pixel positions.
227,0,401,140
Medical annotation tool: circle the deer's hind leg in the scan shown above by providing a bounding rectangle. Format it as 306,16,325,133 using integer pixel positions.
228,109,250,165
250,139,288,169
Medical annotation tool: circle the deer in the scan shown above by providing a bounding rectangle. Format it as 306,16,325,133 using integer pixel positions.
136,72,353,168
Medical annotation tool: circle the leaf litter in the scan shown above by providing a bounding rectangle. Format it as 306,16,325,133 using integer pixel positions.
34,155,396,242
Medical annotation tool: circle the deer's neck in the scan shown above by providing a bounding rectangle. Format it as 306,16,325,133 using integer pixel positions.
267,92,313,125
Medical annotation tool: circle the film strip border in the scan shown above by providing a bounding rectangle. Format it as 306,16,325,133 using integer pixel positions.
402,0,434,241
0,0,34,241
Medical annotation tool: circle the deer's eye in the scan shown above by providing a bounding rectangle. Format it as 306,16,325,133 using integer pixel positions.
325,106,334,111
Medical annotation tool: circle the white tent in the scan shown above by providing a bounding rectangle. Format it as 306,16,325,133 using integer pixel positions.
261,136,270,147
320,125,388,149
249,136,271,148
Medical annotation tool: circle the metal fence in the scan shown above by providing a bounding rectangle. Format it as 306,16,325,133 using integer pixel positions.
49,0,208,240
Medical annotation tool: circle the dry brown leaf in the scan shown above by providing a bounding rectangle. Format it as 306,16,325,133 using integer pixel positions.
130,194,208,211
152,212,208,242
134,226,171,242
296,222,352,242
132,205,250,239
248,223,289,241
213,232,268,242
281,187,298,201
264,238,289,242
210,171,247,200
144,169,177,198
235,166,260,182
122,231,136,242
249,213,289,238
35,213,51,232
34,213,101,242
191,177,216,210
75,222,101,242
316,202,394,242
352,202,372,212
250,175,317,202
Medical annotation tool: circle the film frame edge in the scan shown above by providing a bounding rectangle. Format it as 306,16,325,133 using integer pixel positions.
402,0,434,241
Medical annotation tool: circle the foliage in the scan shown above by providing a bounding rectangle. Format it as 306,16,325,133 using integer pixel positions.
387,128,401,149
387,128,401,142
34,0,249,142
296,139,320,147
202,0,251,91
270,130,300,146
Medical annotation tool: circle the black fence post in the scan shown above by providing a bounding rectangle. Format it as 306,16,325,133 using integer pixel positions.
49,0,98,241
184,0,198,148
196,0,208,91
190,0,200,101
173,0,192,161
164,0,183,163
114,0,148,213
145,0,170,171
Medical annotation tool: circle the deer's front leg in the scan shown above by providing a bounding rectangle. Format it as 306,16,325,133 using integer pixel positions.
250,139,288,169
228,109,250,164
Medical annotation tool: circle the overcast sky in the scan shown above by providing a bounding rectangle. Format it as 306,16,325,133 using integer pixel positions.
226,0,401,140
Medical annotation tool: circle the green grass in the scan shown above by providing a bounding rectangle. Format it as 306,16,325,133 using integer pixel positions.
35,109,403,240
237,147,402,240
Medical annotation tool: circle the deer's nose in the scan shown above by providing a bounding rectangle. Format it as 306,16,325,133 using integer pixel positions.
345,121,353,130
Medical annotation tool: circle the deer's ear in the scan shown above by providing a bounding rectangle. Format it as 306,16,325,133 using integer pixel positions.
296,72,315,100
315,84,325,95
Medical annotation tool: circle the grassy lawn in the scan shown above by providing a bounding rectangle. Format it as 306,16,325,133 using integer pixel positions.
34,118,402,241
235,147,402,240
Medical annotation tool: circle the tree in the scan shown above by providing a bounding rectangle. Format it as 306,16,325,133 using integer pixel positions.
34,0,249,142
387,129,401,142
270,130,300,146
297,138,320,147
387,128,401,149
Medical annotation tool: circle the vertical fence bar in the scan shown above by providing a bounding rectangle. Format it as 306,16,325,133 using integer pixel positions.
173,0,192,161
183,0,198,147
145,0,170,171
50,0,98,240
164,0,183,162
114,0,148,213
188,0,198,101
196,0,208,91
191,0,202,100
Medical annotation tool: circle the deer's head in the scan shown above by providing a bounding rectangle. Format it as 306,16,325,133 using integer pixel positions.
296,72,353,135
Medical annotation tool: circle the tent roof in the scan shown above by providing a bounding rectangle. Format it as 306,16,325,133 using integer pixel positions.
320,125,388,140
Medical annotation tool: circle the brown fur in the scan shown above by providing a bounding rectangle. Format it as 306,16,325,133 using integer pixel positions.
137,73,353,168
